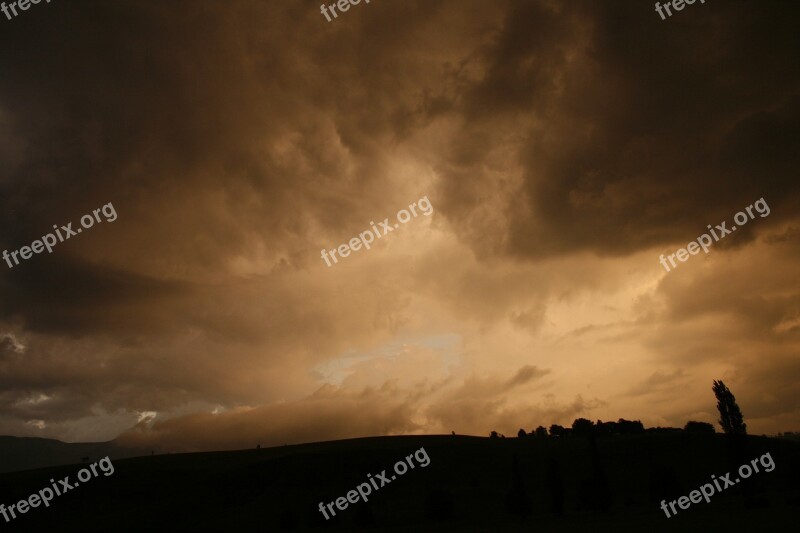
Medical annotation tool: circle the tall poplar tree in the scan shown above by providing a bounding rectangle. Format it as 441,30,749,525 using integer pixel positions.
712,380,747,435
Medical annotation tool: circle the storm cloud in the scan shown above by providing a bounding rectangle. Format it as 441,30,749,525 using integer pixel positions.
0,0,798,447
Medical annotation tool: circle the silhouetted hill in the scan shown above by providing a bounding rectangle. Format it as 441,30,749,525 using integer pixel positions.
0,436,146,474
0,433,798,531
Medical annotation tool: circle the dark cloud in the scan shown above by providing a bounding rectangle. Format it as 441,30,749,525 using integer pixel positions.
506,364,550,388
0,0,797,444
429,0,800,259
0,254,187,337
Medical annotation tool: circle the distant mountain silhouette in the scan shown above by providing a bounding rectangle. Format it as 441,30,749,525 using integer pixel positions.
0,436,146,474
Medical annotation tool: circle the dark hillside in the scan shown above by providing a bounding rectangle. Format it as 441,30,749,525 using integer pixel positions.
0,433,798,532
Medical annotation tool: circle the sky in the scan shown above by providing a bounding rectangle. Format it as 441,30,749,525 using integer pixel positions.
0,0,798,452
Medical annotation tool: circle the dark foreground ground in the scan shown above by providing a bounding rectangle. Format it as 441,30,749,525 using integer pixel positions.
0,433,798,532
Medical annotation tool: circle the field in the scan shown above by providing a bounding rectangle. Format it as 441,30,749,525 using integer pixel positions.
0,433,798,532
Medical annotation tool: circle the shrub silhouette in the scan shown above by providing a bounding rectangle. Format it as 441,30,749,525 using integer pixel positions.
684,421,715,433
534,426,548,438
517,428,527,438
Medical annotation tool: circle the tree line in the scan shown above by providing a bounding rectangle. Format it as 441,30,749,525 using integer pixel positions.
489,379,748,439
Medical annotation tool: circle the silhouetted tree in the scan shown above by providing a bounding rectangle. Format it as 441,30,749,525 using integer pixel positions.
572,418,595,437
684,421,715,434
646,426,682,434
713,381,751,501
549,424,566,437
490,431,499,438
517,428,527,438
595,420,615,435
616,419,645,434
534,426,548,438
713,380,747,435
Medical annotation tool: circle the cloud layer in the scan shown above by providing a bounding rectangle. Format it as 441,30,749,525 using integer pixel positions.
0,0,798,448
